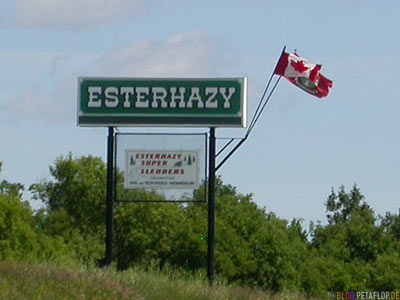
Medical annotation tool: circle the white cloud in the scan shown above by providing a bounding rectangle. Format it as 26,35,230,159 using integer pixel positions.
3,32,240,123
2,84,74,123
88,32,238,77
15,0,159,29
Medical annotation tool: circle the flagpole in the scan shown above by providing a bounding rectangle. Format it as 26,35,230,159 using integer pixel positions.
216,76,282,171
215,46,286,172
247,45,286,135
245,76,282,137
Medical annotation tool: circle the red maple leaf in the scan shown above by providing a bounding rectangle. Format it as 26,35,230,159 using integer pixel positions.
290,59,309,74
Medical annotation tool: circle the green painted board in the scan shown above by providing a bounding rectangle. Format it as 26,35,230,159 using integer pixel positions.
77,77,247,127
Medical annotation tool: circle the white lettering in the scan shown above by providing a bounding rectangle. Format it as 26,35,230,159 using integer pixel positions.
135,87,150,108
219,87,236,109
104,87,119,108
205,87,218,108
85,84,239,111
151,87,168,108
121,87,134,108
88,86,102,108
170,87,186,108
187,87,204,108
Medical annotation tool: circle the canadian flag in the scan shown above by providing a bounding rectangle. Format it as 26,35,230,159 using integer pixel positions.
274,51,333,98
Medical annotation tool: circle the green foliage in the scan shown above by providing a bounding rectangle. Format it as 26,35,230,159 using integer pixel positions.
381,210,400,240
313,185,386,262
370,251,400,290
0,176,24,199
114,177,309,293
306,185,400,295
0,165,38,261
0,165,77,264
34,208,103,266
0,193,39,261
28,154,107,265
30,153,107,237
325,185,372,225
4,156,400,297
114,197,197,270
208,182,307,291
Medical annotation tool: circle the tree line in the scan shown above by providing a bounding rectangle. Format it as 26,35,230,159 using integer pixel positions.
1,155,400,297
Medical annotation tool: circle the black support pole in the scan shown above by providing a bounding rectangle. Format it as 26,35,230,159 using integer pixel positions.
105,126,115,266
207,127,216,286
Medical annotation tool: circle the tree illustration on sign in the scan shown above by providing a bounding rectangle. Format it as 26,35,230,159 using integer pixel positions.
174,161,183,167
173,154,196,167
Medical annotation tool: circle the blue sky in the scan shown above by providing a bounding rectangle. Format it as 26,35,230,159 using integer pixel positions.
1,0,399,225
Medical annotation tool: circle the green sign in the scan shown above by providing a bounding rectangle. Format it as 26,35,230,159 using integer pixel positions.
77,77,247,127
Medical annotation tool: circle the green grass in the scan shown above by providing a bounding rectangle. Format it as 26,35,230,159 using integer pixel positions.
0,261,317,300
0,261,139,299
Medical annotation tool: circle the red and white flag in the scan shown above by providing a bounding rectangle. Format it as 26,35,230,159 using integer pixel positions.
274,51,333,98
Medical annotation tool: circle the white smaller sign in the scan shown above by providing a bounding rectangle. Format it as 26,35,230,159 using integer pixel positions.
124,150,200,189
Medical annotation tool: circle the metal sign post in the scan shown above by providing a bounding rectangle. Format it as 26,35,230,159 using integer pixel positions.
207,127,216,285
105,126,114,266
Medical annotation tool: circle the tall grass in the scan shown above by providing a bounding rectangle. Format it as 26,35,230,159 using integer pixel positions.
0,261,139,299
0,261,317,300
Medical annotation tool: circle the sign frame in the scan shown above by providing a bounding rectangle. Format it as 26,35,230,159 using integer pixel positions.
124,149,200,190
114,131,208,203
77,77,247,128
